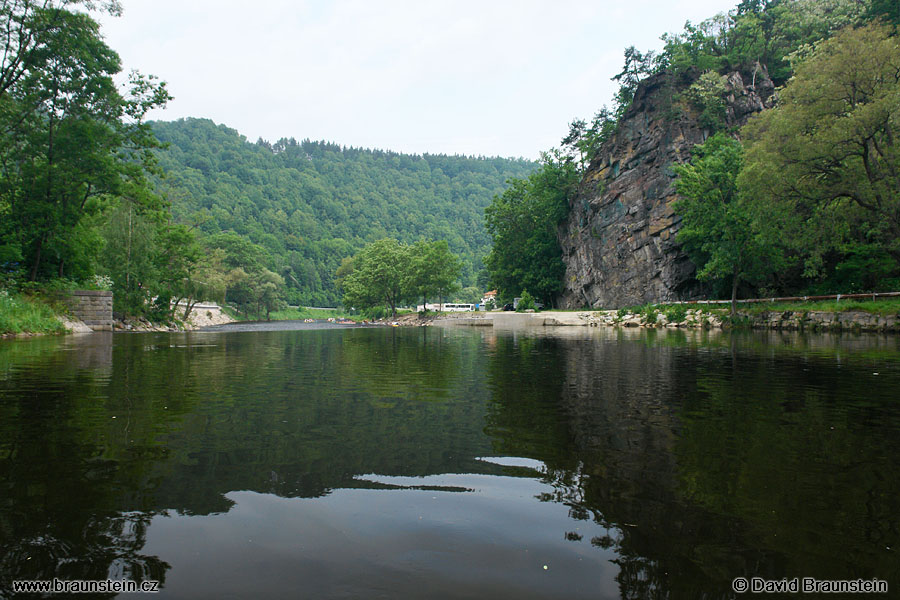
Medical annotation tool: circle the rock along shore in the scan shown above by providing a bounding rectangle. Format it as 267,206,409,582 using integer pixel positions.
406,309,900,333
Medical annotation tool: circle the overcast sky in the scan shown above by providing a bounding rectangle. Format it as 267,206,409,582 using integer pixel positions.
98,0,739,159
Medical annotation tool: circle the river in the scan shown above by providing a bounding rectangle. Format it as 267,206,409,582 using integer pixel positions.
1,324,898,598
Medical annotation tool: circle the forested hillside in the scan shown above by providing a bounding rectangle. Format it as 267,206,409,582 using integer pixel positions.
151,119,535,306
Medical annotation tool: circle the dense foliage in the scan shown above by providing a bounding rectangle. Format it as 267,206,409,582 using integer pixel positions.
0,1,169,286
340,238,462,317
483,151,579,306
151,119,535,307
673,134,784,311
673,18,900,299
740,23,900,288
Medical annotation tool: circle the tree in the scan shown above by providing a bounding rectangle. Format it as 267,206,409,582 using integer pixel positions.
100,200,160,314
561,107,617,172
739,23,900,278
250,268,285,320
484,151,578,305
154,224,229,321
341,238,410,317
0,6,169,281
340,238,463,316
204,232,278,314
409,240,461,310
673,133,783,313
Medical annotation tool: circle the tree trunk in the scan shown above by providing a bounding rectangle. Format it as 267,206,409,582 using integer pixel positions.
730,270,739,316
183,298,198,321
29,234,45,281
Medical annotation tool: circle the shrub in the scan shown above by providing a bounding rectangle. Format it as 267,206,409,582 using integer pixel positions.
662,304,688,323
0,293,66,335
516,290,536,312
639,304,659,324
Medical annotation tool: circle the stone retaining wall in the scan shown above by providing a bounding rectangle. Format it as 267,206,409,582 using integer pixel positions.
578,308,900,333
66,290,113,331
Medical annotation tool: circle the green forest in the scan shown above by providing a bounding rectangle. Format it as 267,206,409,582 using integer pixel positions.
485,0,900,307
151,119,534,307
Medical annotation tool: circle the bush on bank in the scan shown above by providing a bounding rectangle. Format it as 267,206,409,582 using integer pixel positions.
0,291,66,335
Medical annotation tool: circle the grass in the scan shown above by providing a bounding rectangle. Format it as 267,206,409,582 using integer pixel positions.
0,292,67,335
735,298,900,316
268,306,357,321
611,298,900,321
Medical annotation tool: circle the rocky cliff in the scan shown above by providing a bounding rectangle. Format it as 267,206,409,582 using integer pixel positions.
559,70,775,309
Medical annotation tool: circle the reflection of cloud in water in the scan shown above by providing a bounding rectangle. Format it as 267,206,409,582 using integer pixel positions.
141,485,621,599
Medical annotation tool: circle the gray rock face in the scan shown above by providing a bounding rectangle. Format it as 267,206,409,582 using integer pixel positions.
558,69,774,309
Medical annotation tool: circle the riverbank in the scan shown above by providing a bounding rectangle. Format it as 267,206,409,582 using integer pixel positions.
1,296,237,338
112,302,236,332
0,293,67,338
405,302,900,333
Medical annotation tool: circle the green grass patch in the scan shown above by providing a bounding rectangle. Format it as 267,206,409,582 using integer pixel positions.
662,304,689,323
616,298,900,319
732,298,900,316
268,306,357,321
0,292,67,335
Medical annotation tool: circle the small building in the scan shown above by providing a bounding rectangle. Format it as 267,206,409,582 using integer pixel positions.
481,289,498,308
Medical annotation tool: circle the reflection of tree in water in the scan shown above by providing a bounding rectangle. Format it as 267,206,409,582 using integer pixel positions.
146,328,495,508
674,347,900,585
0,512,168,596
0,337,174,593
0,328,500,589
485,329,900,598
3,327,898,596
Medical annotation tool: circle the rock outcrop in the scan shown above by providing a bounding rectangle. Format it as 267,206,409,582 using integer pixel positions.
559,69,775,309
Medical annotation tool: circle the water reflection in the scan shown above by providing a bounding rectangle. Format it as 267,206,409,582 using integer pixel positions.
0,327,898,598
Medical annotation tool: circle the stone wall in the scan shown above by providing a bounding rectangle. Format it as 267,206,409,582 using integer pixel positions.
576,308,900,333
66,290,113,331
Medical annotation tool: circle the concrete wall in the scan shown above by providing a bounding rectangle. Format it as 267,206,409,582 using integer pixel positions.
66,290,113,331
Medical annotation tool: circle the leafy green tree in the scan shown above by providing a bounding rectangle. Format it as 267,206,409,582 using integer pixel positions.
515,289,535,312
673,133,783,313
100,202,160,314
409,240,461,310
153,224,230,321
0,6,168,282
341,238,463,316
739,23,900,279
561,107,618,171
484,151,578,306
333,255,355,296
682,70,728,131
342,238,410,317
250,268,285,320
203,232,278,314
867,0,900,26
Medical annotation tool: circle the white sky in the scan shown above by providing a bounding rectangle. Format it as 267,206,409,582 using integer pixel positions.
98,0,739,159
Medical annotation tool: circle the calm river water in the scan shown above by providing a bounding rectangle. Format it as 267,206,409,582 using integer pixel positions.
1,324,898,598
